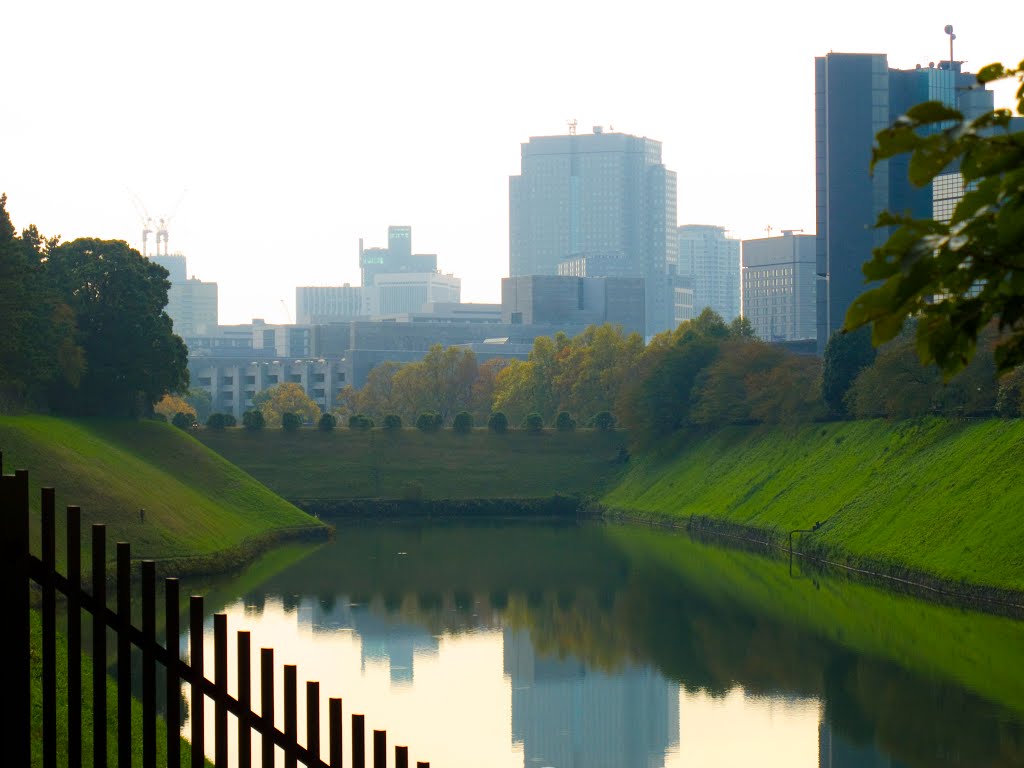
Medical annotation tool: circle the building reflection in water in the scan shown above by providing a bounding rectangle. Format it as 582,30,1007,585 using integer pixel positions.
298,596,439,686
503,628,679,768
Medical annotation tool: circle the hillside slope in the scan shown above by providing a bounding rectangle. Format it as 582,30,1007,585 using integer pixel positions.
0,416,323,569
603,418,1024,593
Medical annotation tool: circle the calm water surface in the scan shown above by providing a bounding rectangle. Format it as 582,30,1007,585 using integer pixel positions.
180,520,1024,767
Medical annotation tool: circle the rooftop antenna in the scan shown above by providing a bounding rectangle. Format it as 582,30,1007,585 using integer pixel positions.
567,119,577,136
944,24,956,64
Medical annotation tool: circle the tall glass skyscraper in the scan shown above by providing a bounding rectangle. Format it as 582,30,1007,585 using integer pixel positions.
814,54,994,351
509,128,678,335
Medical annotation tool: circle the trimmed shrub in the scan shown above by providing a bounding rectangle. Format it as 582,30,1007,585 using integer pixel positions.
382,414,403,431
488,411,508,434
348,414,374,431
171,412,193,430
223,413,237,427
318,413,337,431
555,411,576,432
243,410,265,431
206,412,229,431
282,412,303,432
416,412,443,433
524,412,544,434
452,411,474,433
593,410,616,432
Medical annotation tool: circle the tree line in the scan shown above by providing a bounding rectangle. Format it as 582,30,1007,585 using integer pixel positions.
0,195,188,417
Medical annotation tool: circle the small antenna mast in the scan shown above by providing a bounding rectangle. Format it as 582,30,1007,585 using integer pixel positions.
944,24,956,64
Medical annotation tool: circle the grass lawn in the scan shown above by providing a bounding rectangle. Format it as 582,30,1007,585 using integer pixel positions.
196,427,628,501
603,417,1024,592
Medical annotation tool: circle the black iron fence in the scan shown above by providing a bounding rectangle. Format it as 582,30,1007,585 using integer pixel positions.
1,456,431,767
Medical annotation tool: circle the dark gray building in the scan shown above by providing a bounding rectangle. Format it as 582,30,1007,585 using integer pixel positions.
501,275,645,337
509,128,677,335
814,54,995,351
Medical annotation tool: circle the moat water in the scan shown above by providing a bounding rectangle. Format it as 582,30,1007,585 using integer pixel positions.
178,519,1024,767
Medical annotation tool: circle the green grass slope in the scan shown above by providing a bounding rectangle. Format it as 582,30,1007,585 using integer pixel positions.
197,428,628,501
603,418,1024,592
0,416,322,569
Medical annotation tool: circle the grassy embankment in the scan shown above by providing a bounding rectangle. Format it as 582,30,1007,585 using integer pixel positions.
196,428,628,502
0,415,324,766
0,415,325,573
603,417,1024,595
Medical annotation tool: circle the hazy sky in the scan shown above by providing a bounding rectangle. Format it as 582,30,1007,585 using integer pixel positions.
3,1,1022,324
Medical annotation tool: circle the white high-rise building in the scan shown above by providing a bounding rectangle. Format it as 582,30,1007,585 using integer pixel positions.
151,253,218,337
677,225,741,322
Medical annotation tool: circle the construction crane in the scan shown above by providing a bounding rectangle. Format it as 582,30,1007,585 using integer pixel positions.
280,300,293,324
127,189,154,257
154,190,187,256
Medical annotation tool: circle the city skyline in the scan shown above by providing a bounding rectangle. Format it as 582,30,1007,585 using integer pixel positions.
2,1,1021,324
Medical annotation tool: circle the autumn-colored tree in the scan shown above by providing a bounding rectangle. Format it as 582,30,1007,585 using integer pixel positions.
492,360,537,426
747,355,826,424
690,340,786,426
254,382,320,428
155,393,196,421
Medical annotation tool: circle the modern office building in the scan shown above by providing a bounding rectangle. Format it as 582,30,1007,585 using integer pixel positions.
359,226,438,287
363,272,461,316
150,253,218,337
814,54,996,351
677,225,741,323
501,275,646,336
742,230,817,342
296,285,365,324
509,128,677,335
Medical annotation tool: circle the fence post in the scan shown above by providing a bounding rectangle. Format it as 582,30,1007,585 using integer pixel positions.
261,648,275,768
165,578,181,768
0,469,30,767
238,631,252,768
191,595,206,768
373,730,386,768
352,714,365,768
141,560,157,768
396,745,409,768
328,698,343,768
92,523,107,768
214,613,229,768
284,665,298,768
117,541,132,768
67,505,82,768
307,681,320,764
41,486,57,768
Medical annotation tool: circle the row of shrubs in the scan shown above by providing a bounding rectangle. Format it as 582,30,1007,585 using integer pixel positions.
165,409,617,433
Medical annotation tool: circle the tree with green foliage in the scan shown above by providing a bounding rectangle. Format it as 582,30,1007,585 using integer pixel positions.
206,412,229,431
254,382,320,428
416,412,442,432
382,413,403,430
690,339,787,426
0,196,83,412
487,411,508,434
348,414,374,431
281,412,303,431
555,411,576,432
452,410,474,433
318,413,337,431
524,412,544,433
593,411,616,431
46,237,188,416
619,308,732,439
846,58,1024,377
822,327,877,418
243,409,265,431
171,412,193,430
